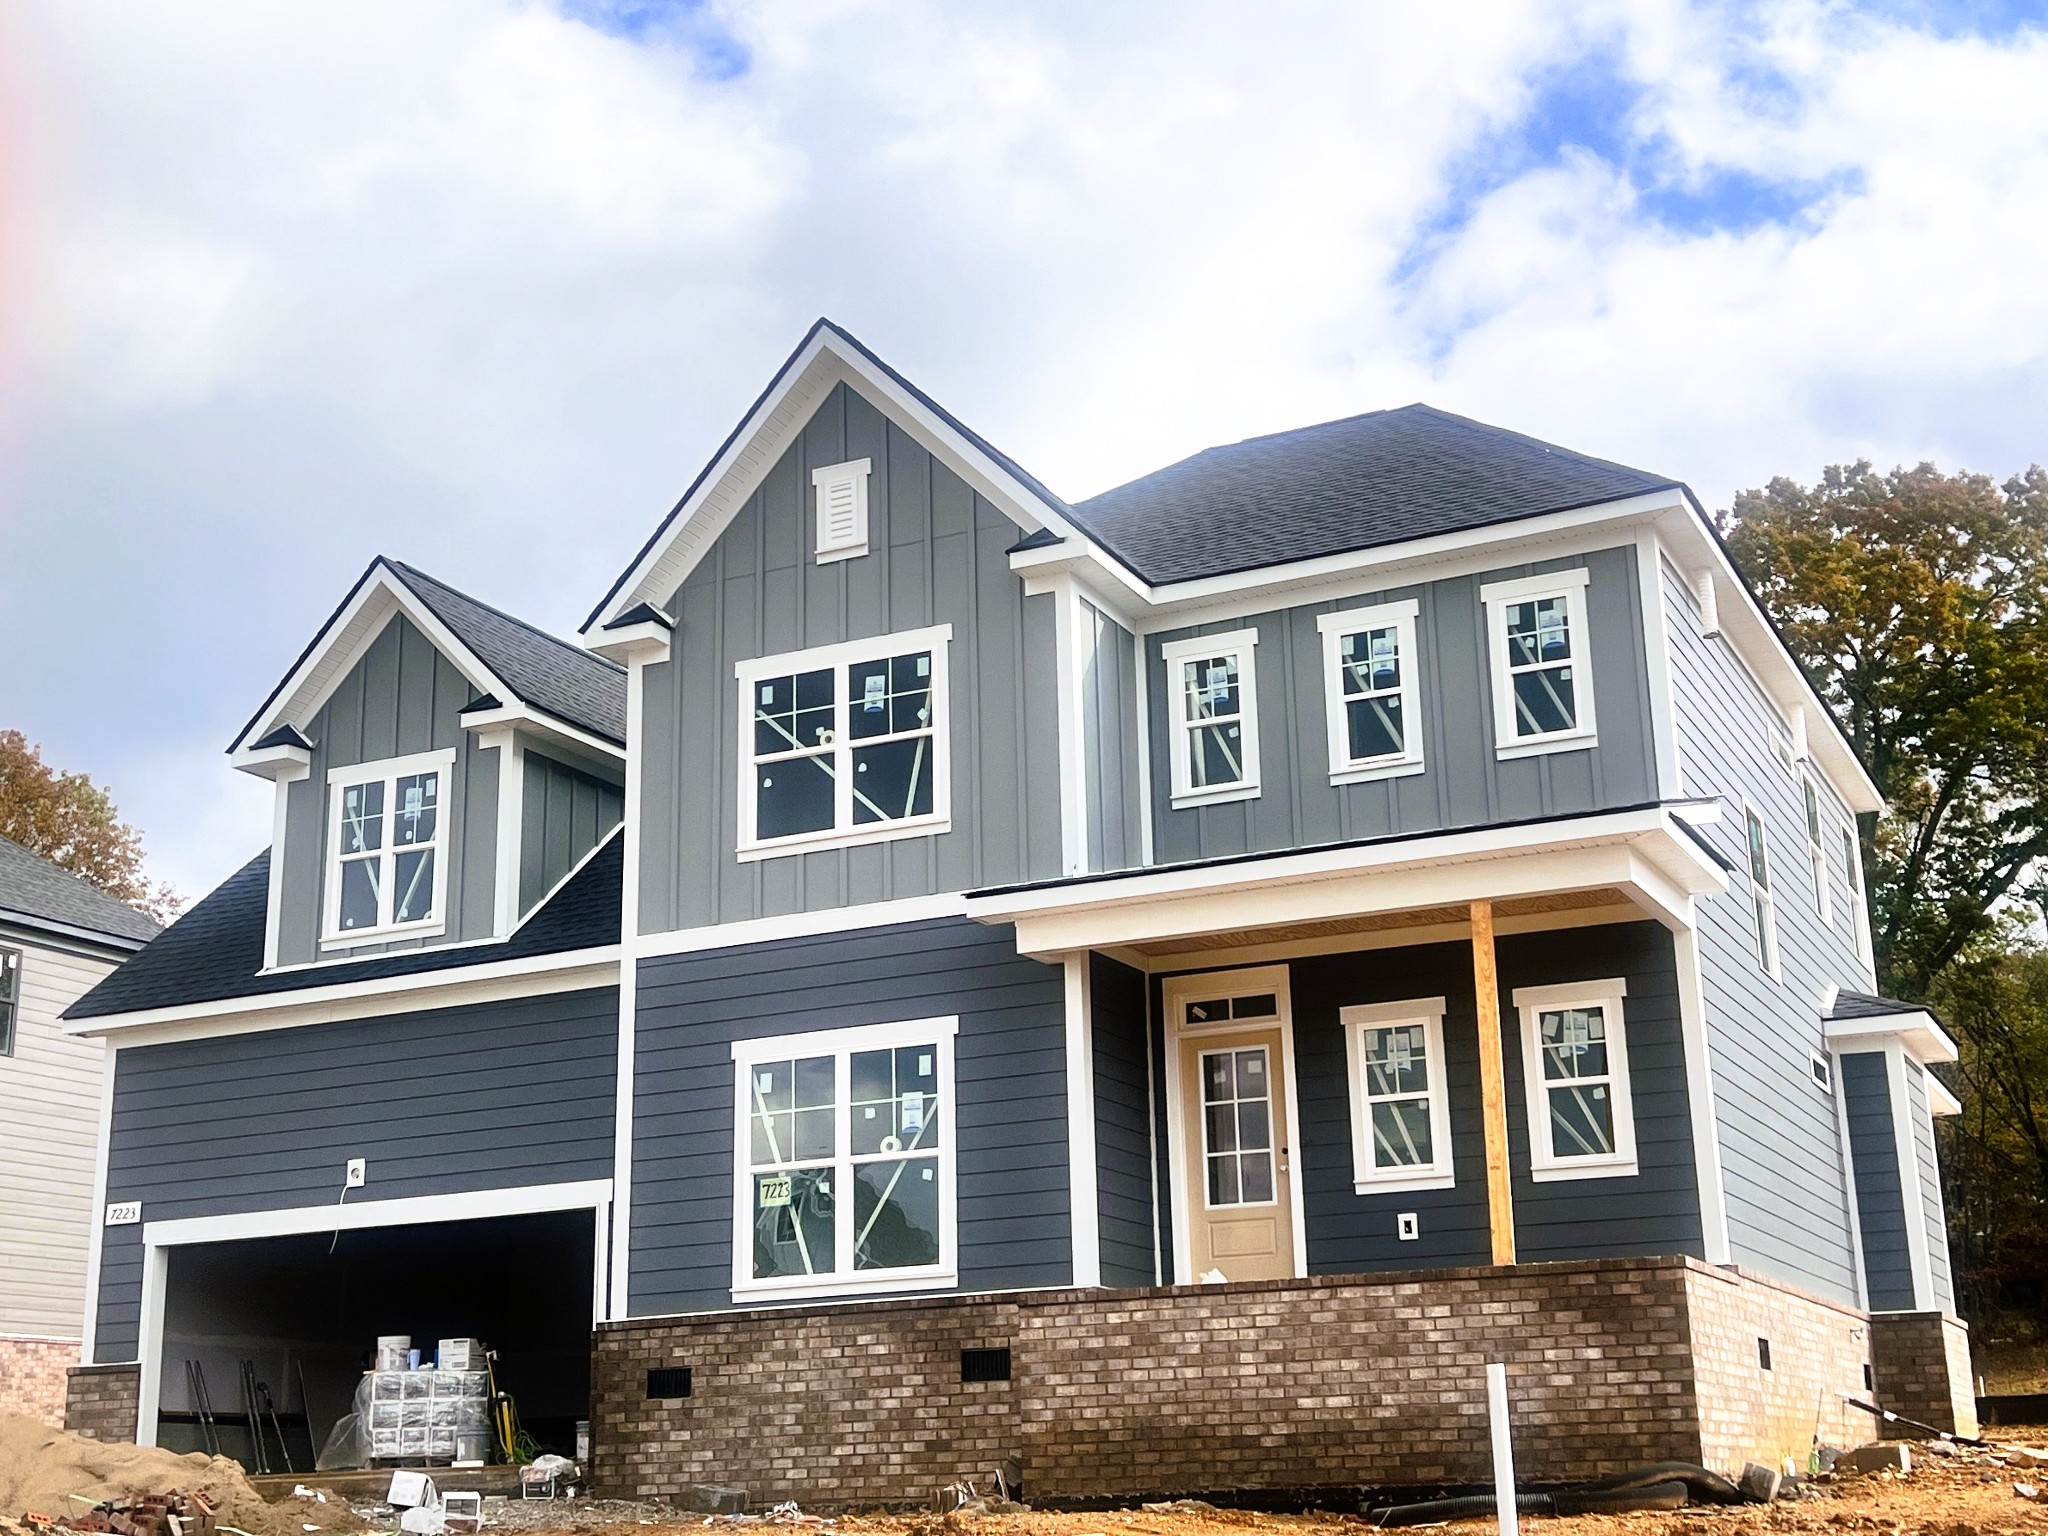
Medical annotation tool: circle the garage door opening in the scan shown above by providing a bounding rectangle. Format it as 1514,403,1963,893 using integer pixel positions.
151,1209,596,1468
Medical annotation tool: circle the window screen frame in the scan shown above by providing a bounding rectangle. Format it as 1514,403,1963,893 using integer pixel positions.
733,625,953,861
1160,629,1262,808
321,747,456,948
1479,568,1599,760
728,1014,959,1304
1341,996,1454,1193
1513,978,1638,1181
1316,601,1425,785
0,945,20,1056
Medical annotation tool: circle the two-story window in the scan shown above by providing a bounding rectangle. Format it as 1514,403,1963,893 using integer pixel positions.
1316,602,1424,783
736,626,952,859
1161,630,1261,806
731,1016,958,1301
1514,979,1637,1180
1341,997,1453,1192
324,749,454,944
1479,569,1597,759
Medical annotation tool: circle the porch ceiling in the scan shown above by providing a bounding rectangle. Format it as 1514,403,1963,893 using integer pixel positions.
1125,886,1636,960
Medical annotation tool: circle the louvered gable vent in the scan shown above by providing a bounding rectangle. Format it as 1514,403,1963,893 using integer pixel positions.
812,457,872,563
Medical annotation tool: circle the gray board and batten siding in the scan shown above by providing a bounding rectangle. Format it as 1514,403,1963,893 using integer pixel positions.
627,918,1072,1315
91,986,617,1362
520,753,624,914
1080,600,1145,874
1840,1050,1915,1311
637,380,1064,936
1905,1057,1955,1311
1145,920,1703,1281
1089,952,1155,1287
1144,546,1658,865
274,613,499,964
1662,559,1867,1305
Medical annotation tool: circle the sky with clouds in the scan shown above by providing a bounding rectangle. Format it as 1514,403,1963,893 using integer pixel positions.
3,0,2047,903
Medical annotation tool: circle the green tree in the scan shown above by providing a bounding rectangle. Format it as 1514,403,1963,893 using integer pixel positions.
1721,462,2048,1001
0,729,181,922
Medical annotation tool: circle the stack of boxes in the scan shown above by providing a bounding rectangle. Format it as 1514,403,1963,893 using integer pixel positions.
363,1337,490,1464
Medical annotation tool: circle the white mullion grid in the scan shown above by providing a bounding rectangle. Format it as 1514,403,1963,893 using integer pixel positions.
323,748,452,946
1479,568,1596,759
833,1051,854,1276
1317,601,1422,783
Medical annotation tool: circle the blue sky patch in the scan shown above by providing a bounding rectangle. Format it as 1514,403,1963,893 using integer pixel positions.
557,0,750,79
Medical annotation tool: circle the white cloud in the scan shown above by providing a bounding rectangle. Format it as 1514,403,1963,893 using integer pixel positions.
4,0,2047,899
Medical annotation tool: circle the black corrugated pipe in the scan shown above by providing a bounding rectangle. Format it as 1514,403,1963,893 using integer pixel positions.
1368,1462,1745,1527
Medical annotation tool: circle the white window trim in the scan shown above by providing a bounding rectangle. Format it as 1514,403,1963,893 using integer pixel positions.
1803,775,1833,928
812,457,872,564
1316,601,1425,785
729,1015,959,1304
1161,629,1262,808
1844,824,1873,967
1744,801,1781,981
1479,567,1598,760
321,748,456,948
1513,978,1637,1182
1810,1050,1834,1095
733,624,953,862
1341,996,1454,1193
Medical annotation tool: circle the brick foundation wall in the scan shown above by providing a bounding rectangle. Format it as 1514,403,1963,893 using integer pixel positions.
1682,1267,1875,1471
1870,1312,1978,1438
595,1257,1901,1506
64,1363,140,1443
0,1337,80,1426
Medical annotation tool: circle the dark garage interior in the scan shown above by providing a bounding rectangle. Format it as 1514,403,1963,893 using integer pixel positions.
153,1209,597,1467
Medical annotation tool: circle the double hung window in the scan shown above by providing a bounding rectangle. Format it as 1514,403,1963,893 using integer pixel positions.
1161,630,1261,806
1479,569,1597,758
1514,979,1637,1180
1316,602,1424,783
1341,997,1453,1192
0,947,18,1055
324,749,453,944
1844,825,1872,965
731,1017,958,1301
736,625,952,858
1746,804,1779,977
1804,776,1832,926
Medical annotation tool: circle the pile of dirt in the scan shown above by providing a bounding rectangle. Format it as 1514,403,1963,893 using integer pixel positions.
0,1416,362,1536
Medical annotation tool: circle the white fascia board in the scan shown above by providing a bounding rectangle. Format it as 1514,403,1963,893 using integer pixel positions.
635,891,973,959
142,1179,613,1248
1927,1073,1963,1118
968,809,1724,955
232,742,312,782
461,700,625,769
1824,1010,1959,1065
231,564,515,765
62,945,620,1044
587,327,1140,633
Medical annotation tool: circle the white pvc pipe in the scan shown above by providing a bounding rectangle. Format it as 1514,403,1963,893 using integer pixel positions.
1487,1361,1518,1536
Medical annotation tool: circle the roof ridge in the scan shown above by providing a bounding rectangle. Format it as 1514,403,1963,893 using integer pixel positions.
386,559,624,677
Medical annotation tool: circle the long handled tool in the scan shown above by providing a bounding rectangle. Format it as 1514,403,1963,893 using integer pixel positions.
239,1362,271,1474
1842,1395,1985,1446
185,1362,221,1457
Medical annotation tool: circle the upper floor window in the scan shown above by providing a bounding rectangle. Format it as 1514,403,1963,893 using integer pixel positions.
812,458,871,563
1479,568,1597,759
1341,997,1453,1193
1514,979,1637,1180
1746,804,1779,978
1316,602,1424,784
324,749,453,945
0,947,19,1055
1162,630,1261,807
1803,775,1832,927
731,1015,958,1301
1843,824,1873,966
736,625,952,860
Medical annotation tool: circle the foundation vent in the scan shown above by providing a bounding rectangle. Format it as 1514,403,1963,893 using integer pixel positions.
960,1347,1012,1383
647,1366,693,1399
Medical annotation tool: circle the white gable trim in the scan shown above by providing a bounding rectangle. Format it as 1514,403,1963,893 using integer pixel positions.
581,324,1142,636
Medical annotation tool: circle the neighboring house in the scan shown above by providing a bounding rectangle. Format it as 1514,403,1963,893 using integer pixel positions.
62,322,1971,1494
0,833,158,1424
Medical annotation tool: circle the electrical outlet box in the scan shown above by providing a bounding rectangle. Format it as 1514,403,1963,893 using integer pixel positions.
346,1157,367,1189
1396,1211,1420,1242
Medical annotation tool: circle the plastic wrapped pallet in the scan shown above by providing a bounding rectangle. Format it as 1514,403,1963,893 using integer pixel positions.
321,1368,492,1469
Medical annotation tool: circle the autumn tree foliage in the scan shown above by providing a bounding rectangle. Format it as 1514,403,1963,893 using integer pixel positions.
0,729,181,922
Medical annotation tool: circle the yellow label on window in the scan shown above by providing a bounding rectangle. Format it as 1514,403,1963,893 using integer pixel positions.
759,1175,792,1208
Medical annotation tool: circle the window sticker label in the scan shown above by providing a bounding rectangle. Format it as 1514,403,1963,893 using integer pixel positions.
901,1093,925,1133
864,673,886,711
758,1175,792,1208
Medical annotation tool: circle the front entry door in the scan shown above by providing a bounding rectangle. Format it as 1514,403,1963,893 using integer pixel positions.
1177,1014,1298,1281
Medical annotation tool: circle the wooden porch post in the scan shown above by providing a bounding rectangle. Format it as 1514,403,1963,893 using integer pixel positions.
1470,899,1517,1265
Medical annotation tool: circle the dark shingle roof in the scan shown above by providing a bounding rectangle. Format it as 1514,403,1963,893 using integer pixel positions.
1828,989,1930,1021
64,833,621,1020
387,563,626,745
0,834,161,947
1063,404,1681,585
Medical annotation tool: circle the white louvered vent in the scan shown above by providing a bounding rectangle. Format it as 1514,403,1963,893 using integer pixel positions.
812,457,872,563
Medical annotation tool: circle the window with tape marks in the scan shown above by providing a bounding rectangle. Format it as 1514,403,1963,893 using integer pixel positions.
1338,624,1405,761
751,648,935,843
1182,652,1246,788
1539,1004,1616,1158
1504,594,1577,737
335,766,441,933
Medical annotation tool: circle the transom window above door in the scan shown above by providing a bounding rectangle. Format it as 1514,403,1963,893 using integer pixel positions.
1161,630,1262,807
1480,568,1597,759
323,748,454,946
735,625,952,859
1316,601,1425,784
